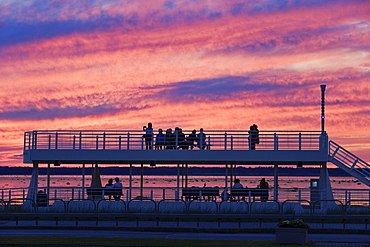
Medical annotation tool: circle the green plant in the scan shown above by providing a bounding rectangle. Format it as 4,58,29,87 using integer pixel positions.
277,218,310,229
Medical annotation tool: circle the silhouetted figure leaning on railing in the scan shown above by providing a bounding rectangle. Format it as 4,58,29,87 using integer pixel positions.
197,128,207,150
249,124,259,150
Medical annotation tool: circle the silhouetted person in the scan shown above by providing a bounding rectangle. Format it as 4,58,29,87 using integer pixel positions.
187,130,197,150
105,178,114,200
197,128,207,150
165,128,174,149
232,178,246,201
233,178,244,189
177,128,187,149
259,178,269,202
113,177,123,201
155,129,165,150
249,124,259,150
143,123,153,150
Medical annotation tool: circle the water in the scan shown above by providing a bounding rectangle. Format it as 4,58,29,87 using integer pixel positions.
0,175,367,189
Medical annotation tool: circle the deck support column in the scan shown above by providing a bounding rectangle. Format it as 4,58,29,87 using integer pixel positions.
319,162,334,210
140,163,144,199
274,163,279,201
185,164,188,188
230,164,233,189
47,163,50,197
225,164,228,190
82,163,85,199
176,163,180,200
27,161,39,203
129,163,132,200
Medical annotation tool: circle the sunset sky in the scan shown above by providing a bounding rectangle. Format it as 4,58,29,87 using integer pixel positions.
0,0,369,167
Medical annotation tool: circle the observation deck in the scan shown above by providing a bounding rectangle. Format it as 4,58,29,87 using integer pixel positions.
23,130,329,166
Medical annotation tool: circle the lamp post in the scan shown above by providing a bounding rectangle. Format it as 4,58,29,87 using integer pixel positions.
320,85,326,133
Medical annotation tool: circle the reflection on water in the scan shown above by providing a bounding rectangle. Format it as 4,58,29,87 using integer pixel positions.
0,175,367,189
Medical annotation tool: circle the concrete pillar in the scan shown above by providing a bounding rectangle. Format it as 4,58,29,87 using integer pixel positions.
274,163,279,201
81,164,85,199
129,163,133,200
140,163,144,198
176,163,180,200
47,163,50,197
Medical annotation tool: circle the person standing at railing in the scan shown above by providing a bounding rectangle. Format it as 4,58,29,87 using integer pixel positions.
197,128,207,150
155,129,165,150
177,128,188,149
249,124,259,150
143,122,153,149
165,128,174,149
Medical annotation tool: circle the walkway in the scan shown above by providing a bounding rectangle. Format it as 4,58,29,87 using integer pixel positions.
0,229,369,245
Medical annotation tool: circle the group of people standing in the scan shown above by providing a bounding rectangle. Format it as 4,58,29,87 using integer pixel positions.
143,122,260,150
143,123,207,150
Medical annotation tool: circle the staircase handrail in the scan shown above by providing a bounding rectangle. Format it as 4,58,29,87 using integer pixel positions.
329,140,370,179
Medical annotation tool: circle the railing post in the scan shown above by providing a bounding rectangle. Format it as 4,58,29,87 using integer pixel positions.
119,136,122,150
141,135,144,150
127,133,130,150
48,135,51,149
298,133,302,150
96,135,99,149
274,133,278,150
28,133,31,150
231,136,233,150
103,132,106,150
224,132,227,150
55,132,58,149
73,135,76,149
175,131,178,149
72,188,74,200
150,190,153,200
79,132,82,149
208,136,210,150
163,189,166,200
348,191,351,210
8,190,11,201
33,131,38,149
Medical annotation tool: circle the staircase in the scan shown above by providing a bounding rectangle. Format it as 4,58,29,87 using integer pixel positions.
329,141,370,186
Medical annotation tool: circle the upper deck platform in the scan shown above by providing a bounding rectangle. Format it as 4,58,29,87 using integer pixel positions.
23,130,329,166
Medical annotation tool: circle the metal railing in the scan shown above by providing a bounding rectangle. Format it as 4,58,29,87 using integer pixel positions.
329,141,370,180
24,130,327,151
2,187,370,208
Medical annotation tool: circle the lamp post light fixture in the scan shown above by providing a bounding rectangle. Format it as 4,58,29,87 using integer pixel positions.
320,85,326,133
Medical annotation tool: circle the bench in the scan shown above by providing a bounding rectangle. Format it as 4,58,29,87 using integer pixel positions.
230,189,269,201
36,192,48,207
182,187,219,201
86,188,123,196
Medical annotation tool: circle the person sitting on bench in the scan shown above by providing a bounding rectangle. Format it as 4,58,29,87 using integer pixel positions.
232,178,246,201
112,177,123,201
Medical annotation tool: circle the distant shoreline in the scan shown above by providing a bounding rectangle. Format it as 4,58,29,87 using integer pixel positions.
0,166,352,177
